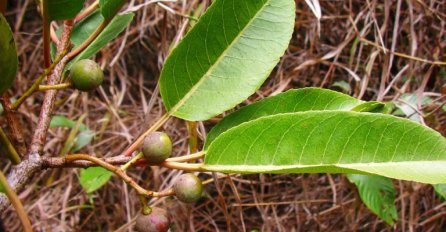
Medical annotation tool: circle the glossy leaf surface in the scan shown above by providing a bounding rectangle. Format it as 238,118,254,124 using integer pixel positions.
159,0,295,121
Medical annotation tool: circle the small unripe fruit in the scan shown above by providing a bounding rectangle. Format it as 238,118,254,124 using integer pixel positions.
173,173,203,203
135,207,170,232
70,59,103,91
142,132,172,163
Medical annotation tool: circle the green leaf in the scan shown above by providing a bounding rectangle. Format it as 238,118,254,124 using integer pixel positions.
47,0,85,20
70,11,104,48
99,0,124,19
79,167,112,193
351,101,386,113
347,174,397,225
0,181,4,193
203,111,446,184
73,130,95,152
433,184,446,199
159,0,295,121
50,115,88,131
0,14,18,94
205,88,363,148
68,12,134,69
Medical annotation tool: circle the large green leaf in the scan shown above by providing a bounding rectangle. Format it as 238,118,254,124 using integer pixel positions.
347,174,397,225
159,0,295,121
205,88,363,149
79,167,112,193
68,12,134,69
203,111,446,184
0,14,17,94
99,0,124,19
70,11,104,48
47,0,85,20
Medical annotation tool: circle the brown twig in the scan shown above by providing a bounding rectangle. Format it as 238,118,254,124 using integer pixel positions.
29,20,73,154
63,154,155,196
0,171,33,232
0,20,74,212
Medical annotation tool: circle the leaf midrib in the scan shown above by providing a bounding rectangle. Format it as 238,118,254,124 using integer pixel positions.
203,160,446,169
168,0,272,116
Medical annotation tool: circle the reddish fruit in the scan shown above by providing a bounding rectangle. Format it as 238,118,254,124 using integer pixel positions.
173,173,203,203
142,132,172,163
135,207,170,232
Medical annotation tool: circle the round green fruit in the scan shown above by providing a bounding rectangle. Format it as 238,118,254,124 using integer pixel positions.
173,173,203,203
70,59,103,91
142,132,172,163
135,207,170,232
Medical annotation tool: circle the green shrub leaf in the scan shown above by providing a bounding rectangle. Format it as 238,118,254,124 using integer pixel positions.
204,111,446,184
47,0,85,20
205,88,363,148
159,0,295,121
68,12,134,69
347,174,397,225
0,14,18,94
79,167,112,193
99,0,124,19
433,184,446,199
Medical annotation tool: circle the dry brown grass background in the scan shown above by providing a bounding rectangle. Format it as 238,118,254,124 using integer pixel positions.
1,0,446,231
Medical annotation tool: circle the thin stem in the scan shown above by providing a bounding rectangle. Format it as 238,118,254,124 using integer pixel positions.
41,0,51,68
120,152,144,171
159,161,203,171
187,121,198,153
64,154,154,196
11,53,66,110
38,82,72,91
152,188,174,198
67,0,125,60
139,195,152,215
122,114,170,157
0,127,21,164
166,151,204,163
75,0,99,22
0,171,33,232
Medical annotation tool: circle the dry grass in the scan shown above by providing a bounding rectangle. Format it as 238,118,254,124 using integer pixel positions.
1,0,446,231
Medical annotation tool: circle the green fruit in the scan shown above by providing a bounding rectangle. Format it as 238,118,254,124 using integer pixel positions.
142,132,172,163
173,173,203,203
70,59,103,91
135,207,170,232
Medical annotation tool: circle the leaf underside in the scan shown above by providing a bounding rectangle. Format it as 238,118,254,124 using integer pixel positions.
347,174,397,225
204,111,446,184
205,88,363,148
159,0,295,121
